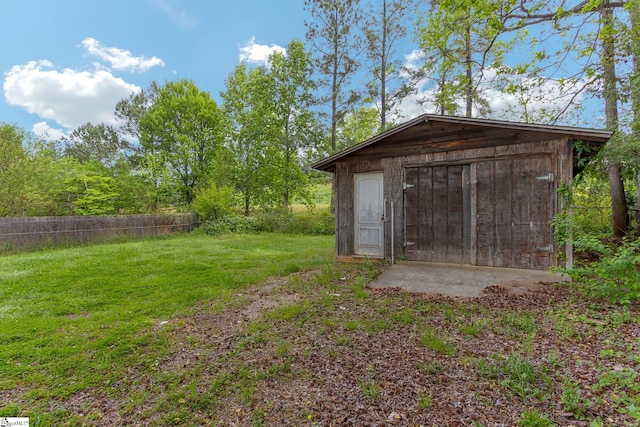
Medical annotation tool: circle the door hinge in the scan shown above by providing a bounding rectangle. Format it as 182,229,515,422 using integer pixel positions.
536,244,555,253
403,183,415,190
535,173,554,182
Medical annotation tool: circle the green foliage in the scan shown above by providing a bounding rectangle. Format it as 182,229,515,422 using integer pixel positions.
414,0,516,117
139,78,224,205
221,42,321,214
304,0,362,151
63,167,120,215
358,379,381,401
267,301,310,322
567,236,640,303
361,0,414,131
192,182,234,222
221,63,274,215
256,208,335,235
110,158,153,214
63,122,126,164
198,208,335,237
0,123,29,216
419,329,455,355
198,216,264,236
553,176,640,303
335,106,380,150
391,307,417,325
561,378,589,418
285,210,335,235
518,409,555,427
478,352,551,401
500,312,538,334
460,320,485,337
261,40,322,209
418,393,433,409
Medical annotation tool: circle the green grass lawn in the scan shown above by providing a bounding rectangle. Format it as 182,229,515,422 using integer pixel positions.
2,231,638,426
0,233,334,422
291,182,332,212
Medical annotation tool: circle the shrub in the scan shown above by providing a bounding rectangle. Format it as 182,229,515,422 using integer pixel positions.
199,216,264,236
567,236,640,303
192,183,234,222
553,181,640,303
256,208,335,235
197,208,335,237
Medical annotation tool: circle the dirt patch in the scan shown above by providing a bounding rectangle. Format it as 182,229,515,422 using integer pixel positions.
52,266,640,426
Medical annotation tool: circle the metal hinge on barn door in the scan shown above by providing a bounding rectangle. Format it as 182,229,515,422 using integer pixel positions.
536,173,554,182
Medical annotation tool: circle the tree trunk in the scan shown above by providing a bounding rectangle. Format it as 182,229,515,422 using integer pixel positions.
380,0,388,131
602,4,628,237
629,0,640,232
464,15,473,117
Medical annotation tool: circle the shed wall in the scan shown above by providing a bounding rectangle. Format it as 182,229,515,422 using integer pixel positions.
333,138,572,269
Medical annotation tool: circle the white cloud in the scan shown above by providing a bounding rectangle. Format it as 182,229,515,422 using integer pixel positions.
239,37,286,66
32,121,67,141
152,0,198,30
81,37,165,73
3,60,140,130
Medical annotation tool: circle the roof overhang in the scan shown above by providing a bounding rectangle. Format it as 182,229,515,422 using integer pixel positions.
312,114,614,172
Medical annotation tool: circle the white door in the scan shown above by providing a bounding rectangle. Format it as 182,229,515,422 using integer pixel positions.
354,173,384,257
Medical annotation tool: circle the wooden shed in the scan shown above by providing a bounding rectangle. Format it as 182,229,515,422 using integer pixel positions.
312,114,613,270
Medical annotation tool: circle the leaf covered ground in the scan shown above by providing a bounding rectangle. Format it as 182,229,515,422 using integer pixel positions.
3,261,640,426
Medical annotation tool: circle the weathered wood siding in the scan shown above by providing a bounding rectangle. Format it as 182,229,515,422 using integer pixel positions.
333,138,570,270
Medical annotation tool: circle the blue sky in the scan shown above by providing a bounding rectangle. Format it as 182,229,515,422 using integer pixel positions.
0,0,307,139
1,0,607,140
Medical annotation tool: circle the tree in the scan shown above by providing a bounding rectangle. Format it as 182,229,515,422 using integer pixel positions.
26,140,77,216
63,122,127,164
114,81,159,142
413,0,517,117
508,0,637,237
221,63,273,215
362,0,415,130
266,40,321,208
0,123,29,216
139,79,224,205
600,2,629,236
305,0,362,151
335,106,380,149
0,124,85,217
62,163,119,215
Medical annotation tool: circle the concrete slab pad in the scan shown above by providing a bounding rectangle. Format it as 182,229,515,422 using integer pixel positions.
368,261,569,298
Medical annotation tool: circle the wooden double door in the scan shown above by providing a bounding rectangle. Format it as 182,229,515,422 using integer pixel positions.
403,157,555,270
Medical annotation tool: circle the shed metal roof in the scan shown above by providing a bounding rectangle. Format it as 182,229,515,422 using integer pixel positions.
312,114,613,172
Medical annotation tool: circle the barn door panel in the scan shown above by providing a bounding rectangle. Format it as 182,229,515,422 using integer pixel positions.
403,166,421,258
431,166,448,262
403,165,467,263
475,157,553,269
528,157,554,269
476,159,512,267
354,173,384,257
446,165,466,263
